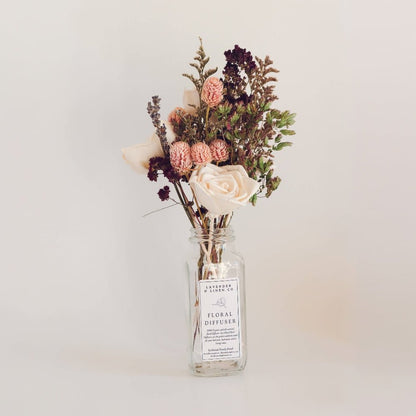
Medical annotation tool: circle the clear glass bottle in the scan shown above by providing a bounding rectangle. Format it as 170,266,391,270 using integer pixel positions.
187,226,247,376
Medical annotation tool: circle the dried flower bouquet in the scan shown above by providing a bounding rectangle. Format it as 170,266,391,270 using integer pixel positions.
122,39,296,231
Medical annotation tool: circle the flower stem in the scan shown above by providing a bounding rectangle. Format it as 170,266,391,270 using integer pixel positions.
173,182,195,227
205,106,210,138
190,187,207,230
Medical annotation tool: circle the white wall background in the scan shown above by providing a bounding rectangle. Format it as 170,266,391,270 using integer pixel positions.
1,0,415,414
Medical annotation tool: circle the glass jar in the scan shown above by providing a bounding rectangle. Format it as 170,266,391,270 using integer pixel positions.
187,225,247,376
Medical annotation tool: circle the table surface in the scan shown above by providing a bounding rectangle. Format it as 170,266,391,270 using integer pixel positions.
2,323,413,416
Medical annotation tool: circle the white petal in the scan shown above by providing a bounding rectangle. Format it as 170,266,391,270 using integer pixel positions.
161,120,176,144
121,133,164,174
190,181,223,215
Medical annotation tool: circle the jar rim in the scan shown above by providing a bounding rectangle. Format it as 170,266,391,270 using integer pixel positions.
189,225,235,243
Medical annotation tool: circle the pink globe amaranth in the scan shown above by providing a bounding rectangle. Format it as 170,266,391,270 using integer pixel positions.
168,107,186,125
170,141,192,174
209,139,229,162
190,142,212,165
201,77,223,107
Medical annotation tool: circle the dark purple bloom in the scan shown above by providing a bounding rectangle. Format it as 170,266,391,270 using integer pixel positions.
147,156,181,184
157,186,170,201
224,45,256,73
147,168,158,182
195,206,207,218
147,157,164,181
163,166,180,183
222,45,256,104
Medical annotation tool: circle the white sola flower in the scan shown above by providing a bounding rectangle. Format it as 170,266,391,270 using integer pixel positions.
121,121,175,174
189,164,259,216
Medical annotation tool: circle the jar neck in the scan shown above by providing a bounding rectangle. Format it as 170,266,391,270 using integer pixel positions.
189,225,235,245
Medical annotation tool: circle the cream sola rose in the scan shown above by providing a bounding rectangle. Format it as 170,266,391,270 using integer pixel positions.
189,164,259,216
121,121,175,174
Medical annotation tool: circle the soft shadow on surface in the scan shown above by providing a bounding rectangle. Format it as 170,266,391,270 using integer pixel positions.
61,347,188,377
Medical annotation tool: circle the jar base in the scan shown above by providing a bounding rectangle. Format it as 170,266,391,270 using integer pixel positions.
190,359,246,377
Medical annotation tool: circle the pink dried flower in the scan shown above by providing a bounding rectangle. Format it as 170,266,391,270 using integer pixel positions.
201,77,223,107
209,139,229,162
168,107,185,125
170,141,192,174
191,142,212,165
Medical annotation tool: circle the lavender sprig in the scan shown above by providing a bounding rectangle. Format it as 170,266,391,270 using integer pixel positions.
147,96,170,156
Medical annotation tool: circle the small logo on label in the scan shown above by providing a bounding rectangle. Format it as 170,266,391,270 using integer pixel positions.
212,297,226,307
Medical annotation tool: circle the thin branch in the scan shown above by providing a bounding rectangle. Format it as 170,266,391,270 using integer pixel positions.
142,203,179,218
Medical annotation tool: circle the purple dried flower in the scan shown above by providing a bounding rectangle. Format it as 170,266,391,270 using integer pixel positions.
195,206,207,218
147,170,158,181
224,45,256,73
163,165,181,183
147,157,164,181
147,156,181,184
157,186,170,201
222,45,256,103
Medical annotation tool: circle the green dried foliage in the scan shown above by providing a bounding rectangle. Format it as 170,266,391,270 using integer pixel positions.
218,52,296,204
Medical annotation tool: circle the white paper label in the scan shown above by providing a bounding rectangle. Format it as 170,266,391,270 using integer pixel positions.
199,278,241,361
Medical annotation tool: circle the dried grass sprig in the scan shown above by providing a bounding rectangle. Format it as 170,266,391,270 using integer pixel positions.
182,37,218,95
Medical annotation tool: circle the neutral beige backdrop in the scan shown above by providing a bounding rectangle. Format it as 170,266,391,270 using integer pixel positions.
1,0,415,414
